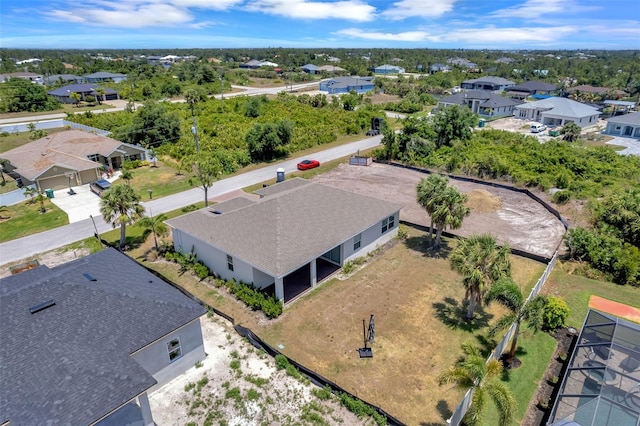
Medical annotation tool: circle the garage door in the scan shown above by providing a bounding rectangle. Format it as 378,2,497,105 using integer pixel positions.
38,175,69,190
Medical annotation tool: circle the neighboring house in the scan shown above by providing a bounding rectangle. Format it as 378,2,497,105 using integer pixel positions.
495,57,516,64
301,64,320,74
83,71,128,83
604,112,640,139
430,63,451,74
507,81,558,99
0,71,44,84
374,64,405,75
604,100,637,115
167,178,402,303
48,83,119,104
319,76,375,94
437,90,523,117
1,130,146,191
44,74,86,86
317,65,346,73
461,76,516,92
240,60,278,69
547,308,640,425
0,248,207,426
514,97,601,128
446,57,479,70
15,57,42,65
326,56,341,63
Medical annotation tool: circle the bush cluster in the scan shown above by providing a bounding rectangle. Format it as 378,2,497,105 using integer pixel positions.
164,250,210,279
339,393,387,425
542,296,570,331
215,278,283,318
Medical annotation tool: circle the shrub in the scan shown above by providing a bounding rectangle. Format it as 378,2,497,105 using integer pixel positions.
543,296,569,331
552,190,572,204
312,386,333,401
275,354,290,370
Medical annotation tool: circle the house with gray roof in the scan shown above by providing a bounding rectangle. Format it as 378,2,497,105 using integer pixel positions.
0,248,207,426
301,64,320,74
514,97,601,128
438,90,523,117
48,83,119,104
0,71,44,85
167,178,402,303
507,81,558,99
44,73,86,86
319,76,375,94
83,71,128,83
605,112,640,139
374,64,405,75
2,129,146,191
461,76,516,92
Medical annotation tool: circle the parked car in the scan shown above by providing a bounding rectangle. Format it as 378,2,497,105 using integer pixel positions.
530,123,547,133
90,179,111,197
297,159,320,171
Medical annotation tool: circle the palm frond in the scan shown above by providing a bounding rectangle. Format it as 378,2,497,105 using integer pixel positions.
486,381,517,426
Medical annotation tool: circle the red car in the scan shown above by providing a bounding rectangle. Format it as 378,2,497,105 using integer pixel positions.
297,159,320,171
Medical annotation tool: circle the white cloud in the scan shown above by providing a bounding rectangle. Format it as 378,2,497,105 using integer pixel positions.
491,0,569,19
382,0,457,20
244,0,376,21
336,28,431,41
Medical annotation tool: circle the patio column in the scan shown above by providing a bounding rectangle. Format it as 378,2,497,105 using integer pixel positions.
310,259,317,288
275,277,284,301
137,392,154,426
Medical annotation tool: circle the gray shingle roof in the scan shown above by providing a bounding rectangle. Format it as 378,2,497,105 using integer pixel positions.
606,111,640,125
48,84,118,97
0,248,205,425
83,72,127,79
167,179,403,277
515,97,600,118
509,81,557,92
462,76,515,86
438,91,521,108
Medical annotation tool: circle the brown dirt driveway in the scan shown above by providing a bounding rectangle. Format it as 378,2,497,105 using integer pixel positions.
311,162,566,259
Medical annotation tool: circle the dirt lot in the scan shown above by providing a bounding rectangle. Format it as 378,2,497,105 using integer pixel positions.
311,162,566,259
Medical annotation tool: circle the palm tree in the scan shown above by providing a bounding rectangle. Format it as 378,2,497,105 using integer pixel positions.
23,186,37,204
484,278,546,366
120,168,133,185
416,174,449,243
0,158,7,185
35,192,47,213
148,147,158,168
70,92,82,107
439,344,517,426
95,87,106,105
100,184,145,250
138,212,168,250
450,234,512,320
562,122,581,142
431,186,470,249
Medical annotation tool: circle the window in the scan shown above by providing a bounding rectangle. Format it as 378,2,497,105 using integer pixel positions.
388,215,395,230
227,255,234,272
88,154,99,162
167,338,182,362
353,233,361,251
381,218,388,233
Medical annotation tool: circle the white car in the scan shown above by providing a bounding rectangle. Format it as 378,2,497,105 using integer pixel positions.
530,123,547,133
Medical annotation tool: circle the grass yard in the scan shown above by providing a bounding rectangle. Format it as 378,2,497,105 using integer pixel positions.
143,226,546,425
0,199,68,242
483,331,557,426
541,261,640,328
112,161,195,199
0,128,69,153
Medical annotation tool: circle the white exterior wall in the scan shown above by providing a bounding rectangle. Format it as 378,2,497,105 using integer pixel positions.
172,229,254,284
253,268,274,289
343,211,400,264
132,318,206,393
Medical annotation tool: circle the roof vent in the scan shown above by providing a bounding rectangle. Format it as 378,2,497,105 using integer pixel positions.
83,273,97,281
29,299,56,314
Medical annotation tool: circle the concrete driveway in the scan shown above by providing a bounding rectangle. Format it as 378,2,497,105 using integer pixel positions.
50,185,102,223
606,136,640,155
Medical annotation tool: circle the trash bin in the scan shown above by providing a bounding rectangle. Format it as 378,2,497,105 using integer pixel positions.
45,188,54,199
478,119,485,128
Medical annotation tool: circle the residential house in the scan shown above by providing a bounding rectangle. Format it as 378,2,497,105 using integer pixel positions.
514,97,601,128
374,64,405,75
437,90,523,117
1,130,146,191
565,84,626,99
507,81,558,100
240,60,278,69
44,74,86,86
0,71,44,84
167,178,402,303
495,57,516,64
430,63,451,74
300,64,320,74
447,57,479,71
604,112,640,139
317,65,346,73
319,76,375,94
0,248,207,426
547,308,640,425
326,56,341,63
461,76,516,92
15,58,42,65
48,83,119,104
83,71,128,83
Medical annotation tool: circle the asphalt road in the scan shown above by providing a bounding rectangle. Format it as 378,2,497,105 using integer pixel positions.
0,135,382,266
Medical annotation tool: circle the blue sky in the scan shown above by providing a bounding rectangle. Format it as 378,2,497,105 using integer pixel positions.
2,0,639,49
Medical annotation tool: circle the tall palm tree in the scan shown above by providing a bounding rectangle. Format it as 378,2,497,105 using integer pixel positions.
23,186,37,204
120,168,133,185
484,278,546,365
431,186,470,249
416,174,449,243
138,212,168,250
100,184,145,250
95,87,106,105
450,234,512,320
439,344,517,426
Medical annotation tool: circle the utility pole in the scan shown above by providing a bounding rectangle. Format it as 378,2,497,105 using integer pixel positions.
190,108,200,152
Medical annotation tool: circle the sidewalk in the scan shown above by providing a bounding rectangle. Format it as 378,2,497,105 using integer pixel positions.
0,136,382,266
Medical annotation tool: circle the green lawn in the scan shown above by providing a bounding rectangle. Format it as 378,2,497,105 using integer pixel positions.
542,262,640,328
483,331,557,425
0,199,68,242
115,162,196,200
